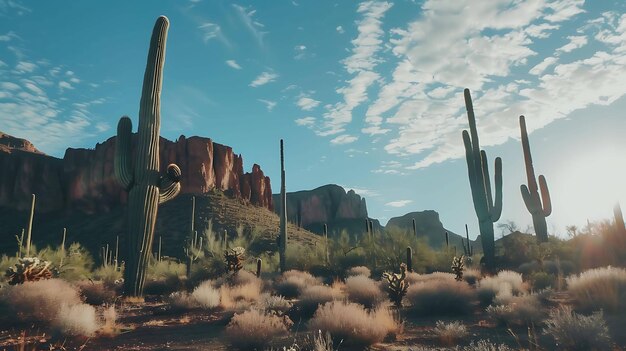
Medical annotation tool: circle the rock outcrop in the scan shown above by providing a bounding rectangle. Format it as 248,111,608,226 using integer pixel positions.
0,132,273,213
386,211,468,249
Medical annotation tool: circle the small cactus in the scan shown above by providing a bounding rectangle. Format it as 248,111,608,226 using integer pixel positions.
225,247,246,274
452,255,465,282
256,258,262,278
406,247,413,273
382,263,409,307
5,257,58,285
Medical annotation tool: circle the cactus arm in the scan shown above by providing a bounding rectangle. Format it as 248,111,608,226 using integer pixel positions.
480,150,494,212
462,130,482,216
158,164,181,204
520,115,538,192
539,175,551,216
521,184,533,209
114,116,134,190
491,157,503,221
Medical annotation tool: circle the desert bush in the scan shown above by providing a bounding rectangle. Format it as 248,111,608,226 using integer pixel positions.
39,243,94,281
53,303,99,336
487,293,544,326
477,270,526,306
259,293,292,314
345,275,385,308
192,281,221,309
296,284,344,319
518,261,541,275
275,270,322,298
168,291,197,310
0,279,82,323
433,320,468,346
461,340,515,351
308,301,399,347
543,306,612,351
77,281,116,305
212,269,262,288
406,280,474,316
347,266,371,277
100,305,119,337
405,272,456,286
565,266,626,312
144,275,184,296
225,308,291,350
529,271,554,291
220,278,263,311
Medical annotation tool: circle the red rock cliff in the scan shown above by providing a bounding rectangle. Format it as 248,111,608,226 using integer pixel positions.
0,132,273,213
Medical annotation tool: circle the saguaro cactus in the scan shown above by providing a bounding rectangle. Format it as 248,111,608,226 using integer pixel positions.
114,16,181,297
519,115,552,242
406,247,413,273
412,218,417,238
279,139,287,272
462,88,503,271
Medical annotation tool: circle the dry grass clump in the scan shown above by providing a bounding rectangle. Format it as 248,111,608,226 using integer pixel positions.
0,279,82,323
461,340,516,351
565,266,626,312
220,279,263,310
99,305,120,337
477,270,526,306
225,308,291,350
53,303,100,336
433,320,468,346
347,266,371,277
259,293,292,314
296,284,344,318
168,291,198,310
544,306,612,351
405,272,456,286
212,270,262,288
192,281,222,309
275,270,322,298
345,275,385,308
77,281,116,305
308,301,399,347
487,293,544,326
406,280,474,316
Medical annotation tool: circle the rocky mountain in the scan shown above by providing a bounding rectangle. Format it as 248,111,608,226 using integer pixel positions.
0,132,273,213
272,184,382,236
386,211,476,251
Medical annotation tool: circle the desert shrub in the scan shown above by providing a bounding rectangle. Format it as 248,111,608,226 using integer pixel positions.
308,301,399,347
39,243,94,281
433,320,468,346
543,260,575,276
0,254,17,284
406,280,474,316
275,270,322,298
463,268,481,286
565,266,626,312
259,293,292,314
192,281,221,309
225,308,291,350
405,272,456,286
295,285,344,319
517,261,541,275
144,258,186,295
461,340,515,351
477,271,526,306
0,279,82,323
168,291,197,310
544,306,612,351
212,270,262,288
144,275,184,296
487,293,544,326
77,281,116,305
92,264,123,287
345,275,385,308
100,305,119,337
529,271,554,291
53,303,99,336
347,266,371,277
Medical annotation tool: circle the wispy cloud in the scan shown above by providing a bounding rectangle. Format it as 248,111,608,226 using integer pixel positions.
0,0,31,16
249,71,278,87
320,1,393,137
385,200,413,208
294,45,307,60
226,59,242,70
198,22,224,43
336,26,345,34
233,4,267,47
330,134,358,145
258,99,277,111
556,35,588,53
295,116,316,127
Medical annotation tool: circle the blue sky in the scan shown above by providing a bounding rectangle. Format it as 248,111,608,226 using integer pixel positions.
2,0,626,238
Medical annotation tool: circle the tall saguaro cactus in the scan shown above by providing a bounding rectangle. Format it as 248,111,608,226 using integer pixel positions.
462,89,503,271
519,115,552,242
114,16,181,297
279,139,287,272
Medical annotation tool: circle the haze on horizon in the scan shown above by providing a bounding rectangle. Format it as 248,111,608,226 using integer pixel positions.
1,0,625,238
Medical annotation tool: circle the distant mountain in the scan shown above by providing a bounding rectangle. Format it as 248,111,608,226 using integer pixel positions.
272,184,381,237
385,211,477,251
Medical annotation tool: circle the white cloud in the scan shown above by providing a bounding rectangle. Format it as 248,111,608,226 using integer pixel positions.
58,81,73,91
294,45,307,60
198,22,223,43
0,0,31,16
556,35,588,53
336,25,345,34
258,99,277,111
249,71,278,87
296,96,320,111
330,134,358,145
525,23,559,38
14,61,36,73
338,185,380,197
385,200,413,208
226,59,242,69
233,4,267,47
529,56,559,75
295,116,316,127
320,1,393,136
0,31,18,41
